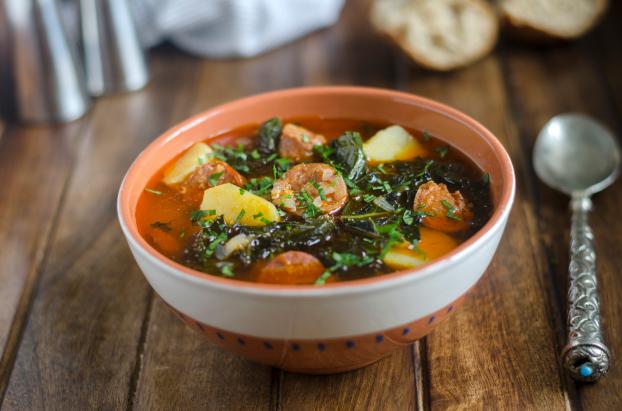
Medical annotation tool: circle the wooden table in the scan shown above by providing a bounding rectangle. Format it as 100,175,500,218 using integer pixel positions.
1,2,621,410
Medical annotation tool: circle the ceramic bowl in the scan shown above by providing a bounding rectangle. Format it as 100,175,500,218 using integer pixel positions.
117,87,515,374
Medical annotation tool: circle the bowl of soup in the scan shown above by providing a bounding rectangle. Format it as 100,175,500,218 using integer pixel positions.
118,86,515,373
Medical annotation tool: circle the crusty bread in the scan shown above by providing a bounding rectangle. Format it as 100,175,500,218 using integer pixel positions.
499,0,609,41
370,0,498,71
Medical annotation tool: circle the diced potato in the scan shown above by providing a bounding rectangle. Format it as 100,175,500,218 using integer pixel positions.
163,143,213,186
200,183,281,226
363,125,428,163
383,227,458,270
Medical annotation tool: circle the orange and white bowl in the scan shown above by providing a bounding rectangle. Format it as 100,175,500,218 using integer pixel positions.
117,87,515,374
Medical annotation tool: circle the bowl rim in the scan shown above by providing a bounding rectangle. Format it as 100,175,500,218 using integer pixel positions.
117,86,515,296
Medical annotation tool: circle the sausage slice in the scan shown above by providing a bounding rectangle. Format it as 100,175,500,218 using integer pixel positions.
256,251,326,285
413,181,473,233
271,163,348,217
182,160,246,192
278,123,327,162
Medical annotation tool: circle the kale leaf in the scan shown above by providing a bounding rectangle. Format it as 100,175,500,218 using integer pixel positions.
329,131,367,181
257,117,282,155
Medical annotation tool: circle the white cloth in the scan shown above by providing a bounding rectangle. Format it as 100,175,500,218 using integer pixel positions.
129,0,346,58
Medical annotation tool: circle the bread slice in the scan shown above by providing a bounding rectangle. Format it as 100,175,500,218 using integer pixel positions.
499,0,609,41
370,0,498,71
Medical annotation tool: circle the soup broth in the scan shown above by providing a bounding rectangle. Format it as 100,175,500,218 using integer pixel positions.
136,117,492,285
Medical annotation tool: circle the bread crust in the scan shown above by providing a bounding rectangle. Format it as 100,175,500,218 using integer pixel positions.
500,0,609,42
370,0,499,71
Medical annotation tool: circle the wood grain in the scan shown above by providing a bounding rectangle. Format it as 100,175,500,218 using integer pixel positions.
128,57,295,411
398,58,569,409
501,27,622,410
1,53,200,410
0,121,86,397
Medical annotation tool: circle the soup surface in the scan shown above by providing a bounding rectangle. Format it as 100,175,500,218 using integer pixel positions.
136,117,492,285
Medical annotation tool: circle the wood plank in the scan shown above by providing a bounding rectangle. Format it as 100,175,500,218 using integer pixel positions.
279,3,420,411
132,299,274,411
130,58,286,411
399,57,570,409
502,14,622,409
0,120,86,398
1,52,201,410
281,349,416,411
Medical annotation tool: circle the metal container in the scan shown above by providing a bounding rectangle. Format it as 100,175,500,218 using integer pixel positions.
79,0,149,96
0,0,91,123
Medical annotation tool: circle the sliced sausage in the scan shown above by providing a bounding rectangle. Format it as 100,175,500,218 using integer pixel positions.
413,181,473,233
182,160,246,192
271,163,348,217
256,251,326,285
278,123,327,162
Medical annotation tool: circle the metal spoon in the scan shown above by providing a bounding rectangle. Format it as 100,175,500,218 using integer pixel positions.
534,113,620,382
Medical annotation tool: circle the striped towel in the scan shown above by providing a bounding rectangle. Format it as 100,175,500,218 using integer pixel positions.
128,0,346,57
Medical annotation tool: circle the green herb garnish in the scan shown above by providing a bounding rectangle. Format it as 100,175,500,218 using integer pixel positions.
310,180,327,201
244,176,273,196
441,199,462,221
296,190,322,219
208,171,224,186
402,210,414,225
315,271,332,285
234,209,246,224
190,209,216,222
216,262,235,277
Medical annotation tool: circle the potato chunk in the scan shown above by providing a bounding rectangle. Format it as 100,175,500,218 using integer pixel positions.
163,143,213,186
200,183,280,226
363,125,428,163
383,227,458,270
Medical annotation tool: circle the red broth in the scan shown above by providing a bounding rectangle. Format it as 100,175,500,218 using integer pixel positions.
136,117,492,284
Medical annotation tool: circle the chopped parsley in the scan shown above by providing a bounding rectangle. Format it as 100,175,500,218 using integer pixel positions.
441,199,462,221
376,224,404,257
314,271,332,285
252,211,271,225
190,209,216,222
216,262,235,277
402,210,414,225
234,209,246,224
273,157,292,179
296,190,322,219
310,180,327,201
208,171,224,186
313,144,335,162
316,252,375,285
244,176,273,196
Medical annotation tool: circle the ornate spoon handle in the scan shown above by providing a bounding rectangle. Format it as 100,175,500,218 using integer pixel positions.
561,196,610,382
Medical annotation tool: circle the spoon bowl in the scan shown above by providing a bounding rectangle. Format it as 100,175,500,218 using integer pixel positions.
534,113,620,196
